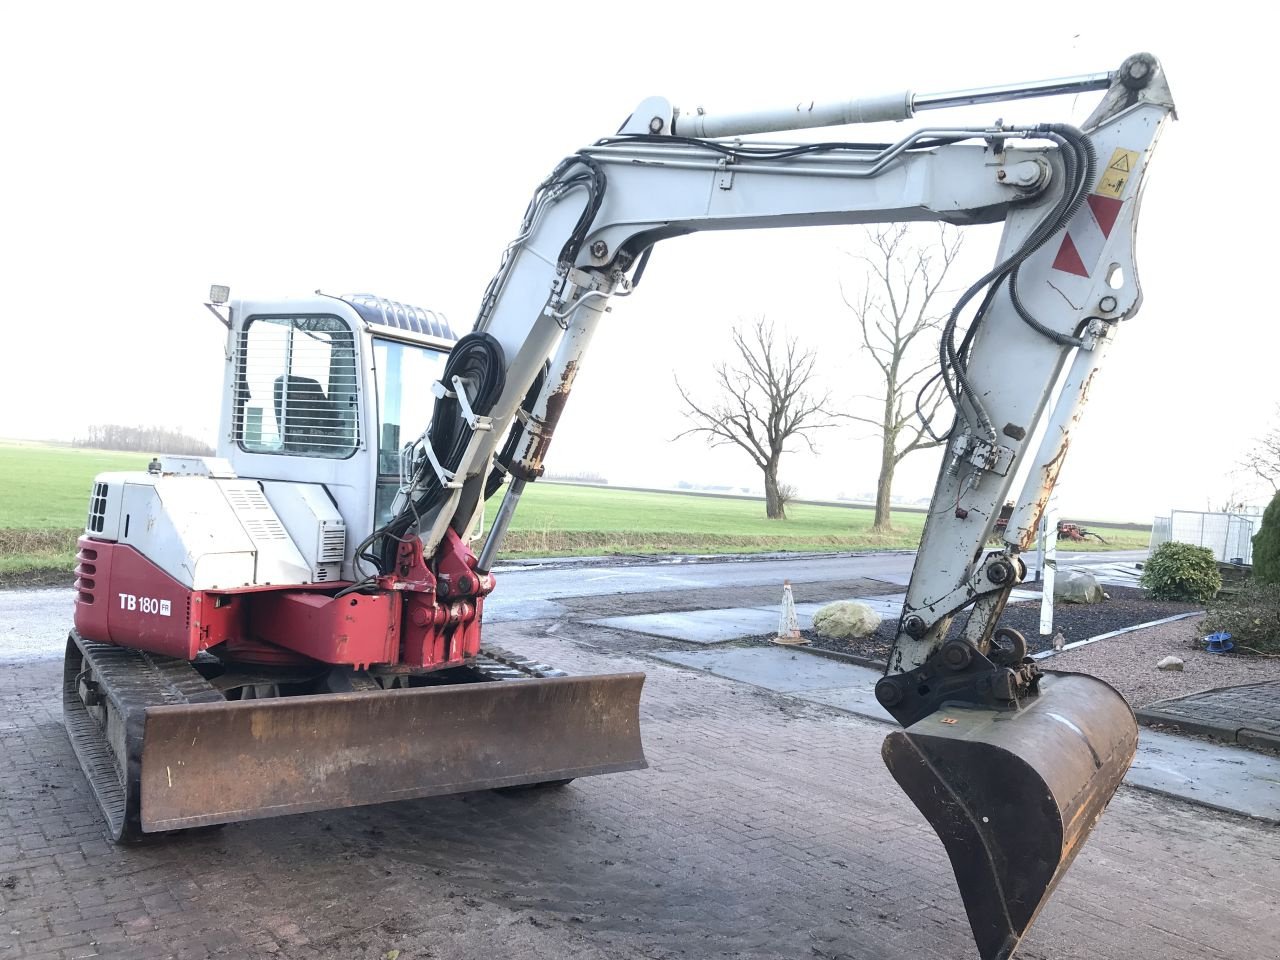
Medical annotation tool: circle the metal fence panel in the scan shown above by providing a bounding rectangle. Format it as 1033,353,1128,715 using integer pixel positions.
1150,516,1171,553
1151,510,1261,563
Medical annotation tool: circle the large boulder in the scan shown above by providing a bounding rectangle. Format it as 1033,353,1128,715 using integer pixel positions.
1054,570,1105,604
813,601,882,640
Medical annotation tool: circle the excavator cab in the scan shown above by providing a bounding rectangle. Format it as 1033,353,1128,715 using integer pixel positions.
65,290,646,841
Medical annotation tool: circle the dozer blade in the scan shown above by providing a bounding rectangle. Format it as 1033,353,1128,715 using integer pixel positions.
882,672,1137,960
137,673,646,832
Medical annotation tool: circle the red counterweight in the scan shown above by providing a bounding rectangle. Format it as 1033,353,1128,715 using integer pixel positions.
74,530,493,671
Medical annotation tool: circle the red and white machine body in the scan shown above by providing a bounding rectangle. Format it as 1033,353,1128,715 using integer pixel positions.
73,294,490,671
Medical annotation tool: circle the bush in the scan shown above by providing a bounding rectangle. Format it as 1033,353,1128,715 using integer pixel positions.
1140,541,1222,602
1203,581,1280,654
776,483,798,511
1253,491,1280,585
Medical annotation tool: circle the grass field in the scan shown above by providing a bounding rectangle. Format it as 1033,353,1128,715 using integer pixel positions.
0,443,148,581
0,440,1150,584
484,485,928,555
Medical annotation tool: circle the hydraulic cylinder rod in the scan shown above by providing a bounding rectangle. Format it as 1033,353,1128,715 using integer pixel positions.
672,70,1113,139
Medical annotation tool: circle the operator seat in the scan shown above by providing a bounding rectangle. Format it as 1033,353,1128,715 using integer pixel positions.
273,375,342,451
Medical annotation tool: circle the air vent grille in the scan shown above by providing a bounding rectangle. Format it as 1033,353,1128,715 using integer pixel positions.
241,518,290,541
222,484,291,543
319,525,346,563
87,482,109,534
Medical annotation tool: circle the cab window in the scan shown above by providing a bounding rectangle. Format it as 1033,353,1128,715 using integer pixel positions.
236,316,359,458
372,338,449,524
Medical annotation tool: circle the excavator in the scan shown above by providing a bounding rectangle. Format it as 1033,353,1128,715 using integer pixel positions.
63,53,1174,960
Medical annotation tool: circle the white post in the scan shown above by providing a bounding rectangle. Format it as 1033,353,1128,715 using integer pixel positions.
774,580,804,645
1035,513,1047,583
1040,499,1058,637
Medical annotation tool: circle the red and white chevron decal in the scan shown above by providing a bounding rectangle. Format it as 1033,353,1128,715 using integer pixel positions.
1051,193,1124,278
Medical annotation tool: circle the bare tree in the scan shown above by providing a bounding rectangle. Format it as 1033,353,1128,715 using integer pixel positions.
675,319,835,519
1241,405,1280,494
77,424,214,456
841,224,963,532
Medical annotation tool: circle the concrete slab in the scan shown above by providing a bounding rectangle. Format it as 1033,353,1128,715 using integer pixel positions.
795,596,903,619
1128,729,1280,823
1062,558,1143,588
486,552,920,603
591,608,781,644
796,588,1039,623
800,684,894,723
654,644,1280,824
598,586,1047,645
650,646,882,693
482,597,568,623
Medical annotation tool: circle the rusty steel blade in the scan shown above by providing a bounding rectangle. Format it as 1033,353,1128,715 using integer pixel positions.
139,673,646,832
882,672,1137,960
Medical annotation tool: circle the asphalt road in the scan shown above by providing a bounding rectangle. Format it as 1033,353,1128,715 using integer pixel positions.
489,549,1143,600
0,550,1145,662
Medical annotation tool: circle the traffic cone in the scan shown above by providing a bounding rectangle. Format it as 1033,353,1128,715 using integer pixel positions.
773,579,806,645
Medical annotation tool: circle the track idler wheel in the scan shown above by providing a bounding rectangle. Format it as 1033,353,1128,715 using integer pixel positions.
882,672,1137,960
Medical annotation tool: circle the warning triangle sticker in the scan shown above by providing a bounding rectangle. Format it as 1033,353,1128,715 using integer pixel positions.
1087,193,1123,238
1109,154,1131,172
1052,233,1090,277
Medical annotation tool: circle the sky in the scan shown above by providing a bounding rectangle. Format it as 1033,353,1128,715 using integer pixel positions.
1,2,1276,523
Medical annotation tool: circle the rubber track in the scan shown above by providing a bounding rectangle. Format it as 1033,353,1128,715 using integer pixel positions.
62,632,223,841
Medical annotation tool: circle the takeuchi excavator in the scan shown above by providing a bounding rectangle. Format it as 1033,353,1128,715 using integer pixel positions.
63,54,1175,960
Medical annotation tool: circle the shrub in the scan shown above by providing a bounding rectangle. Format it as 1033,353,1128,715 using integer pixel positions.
1253,491,1280,585
1203,581,1280,654
1140,541,1222,603
776,483,798,511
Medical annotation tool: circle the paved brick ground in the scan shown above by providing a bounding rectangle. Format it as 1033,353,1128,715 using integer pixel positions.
3,627,1279,960
1138,679,1280,751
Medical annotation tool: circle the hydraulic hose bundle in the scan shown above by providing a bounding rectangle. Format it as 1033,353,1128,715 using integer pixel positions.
920,124,1097,442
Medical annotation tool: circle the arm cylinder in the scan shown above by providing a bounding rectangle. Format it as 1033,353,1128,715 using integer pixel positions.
914,71,1112,112
670,70,1113,140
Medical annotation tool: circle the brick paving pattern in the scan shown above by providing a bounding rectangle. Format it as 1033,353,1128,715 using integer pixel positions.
1138,679,1280,751
2,626,1278,960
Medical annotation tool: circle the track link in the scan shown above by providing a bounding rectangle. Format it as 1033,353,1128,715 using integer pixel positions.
473,646,569,680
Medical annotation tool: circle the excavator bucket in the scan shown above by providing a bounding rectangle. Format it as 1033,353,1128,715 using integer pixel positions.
137,673,646,833
882,672,1137,960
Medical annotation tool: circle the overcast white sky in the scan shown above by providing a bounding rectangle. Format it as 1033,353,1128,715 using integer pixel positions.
2,3,1275,522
